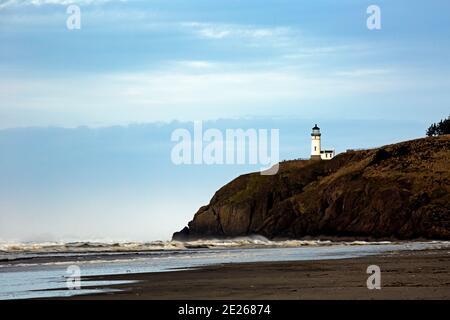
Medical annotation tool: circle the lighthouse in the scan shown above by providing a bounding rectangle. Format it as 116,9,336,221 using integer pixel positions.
310,124,335,160
310,124,322,160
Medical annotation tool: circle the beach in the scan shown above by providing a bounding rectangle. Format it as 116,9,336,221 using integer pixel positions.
63,248,450,300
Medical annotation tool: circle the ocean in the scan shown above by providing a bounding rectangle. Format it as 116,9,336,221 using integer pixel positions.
1,237,449,300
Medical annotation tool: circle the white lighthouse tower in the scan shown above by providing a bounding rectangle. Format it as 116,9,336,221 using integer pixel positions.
310,124,322,160
310,124,335,160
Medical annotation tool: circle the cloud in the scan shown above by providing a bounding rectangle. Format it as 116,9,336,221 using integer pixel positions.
2,3,445,128
281,45,363,59
0,0,125,10
180,22,375,60
173,60,219,70
334,68,392,77
181,22,296,47
0,60,408,128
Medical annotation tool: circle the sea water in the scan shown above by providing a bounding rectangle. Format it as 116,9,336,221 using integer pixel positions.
0,238,448,300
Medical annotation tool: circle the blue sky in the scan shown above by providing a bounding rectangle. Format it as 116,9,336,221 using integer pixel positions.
1,0,449,127
0,0,449,241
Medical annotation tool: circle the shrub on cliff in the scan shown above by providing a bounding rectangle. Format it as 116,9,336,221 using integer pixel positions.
427,116,450,136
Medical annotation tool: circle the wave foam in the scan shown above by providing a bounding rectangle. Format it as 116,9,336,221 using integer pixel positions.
3,236,449,255
0,236,402,254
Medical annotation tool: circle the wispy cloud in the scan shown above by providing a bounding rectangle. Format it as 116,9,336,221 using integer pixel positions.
181,22,296,47
334,68,392,77
281,45,365,59
0,60,411,128
180,21,374,60
173,60,219,70
0,0,125,10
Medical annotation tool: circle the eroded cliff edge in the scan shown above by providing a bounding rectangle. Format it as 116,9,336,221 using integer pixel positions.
173,136,450,240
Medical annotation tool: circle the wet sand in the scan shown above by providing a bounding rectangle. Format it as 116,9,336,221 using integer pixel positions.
64,248,450,300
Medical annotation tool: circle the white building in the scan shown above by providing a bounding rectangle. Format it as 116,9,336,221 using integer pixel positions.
310,124,335,160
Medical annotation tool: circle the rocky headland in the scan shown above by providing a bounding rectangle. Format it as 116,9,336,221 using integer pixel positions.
173,136,450,241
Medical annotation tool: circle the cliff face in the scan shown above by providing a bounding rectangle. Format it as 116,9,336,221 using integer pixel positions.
173,136,450,241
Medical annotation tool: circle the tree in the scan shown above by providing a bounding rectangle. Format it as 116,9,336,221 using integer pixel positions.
426,116,450,137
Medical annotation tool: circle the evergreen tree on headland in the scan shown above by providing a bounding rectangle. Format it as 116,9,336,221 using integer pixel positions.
426,116,450,136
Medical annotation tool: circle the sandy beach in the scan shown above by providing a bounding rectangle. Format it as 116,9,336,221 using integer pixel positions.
62,248,450,300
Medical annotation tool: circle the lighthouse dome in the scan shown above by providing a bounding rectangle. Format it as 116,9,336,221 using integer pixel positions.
311,124,321,136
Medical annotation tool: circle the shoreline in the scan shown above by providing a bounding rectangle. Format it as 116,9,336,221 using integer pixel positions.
59,248,450,300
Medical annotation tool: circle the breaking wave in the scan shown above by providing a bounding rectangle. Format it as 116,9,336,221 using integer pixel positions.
0,236,401,254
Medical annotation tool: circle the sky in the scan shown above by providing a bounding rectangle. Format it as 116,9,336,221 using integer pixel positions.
0,0,449,242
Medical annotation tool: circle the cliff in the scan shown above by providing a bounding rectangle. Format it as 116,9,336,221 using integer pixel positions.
173,135,450,241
